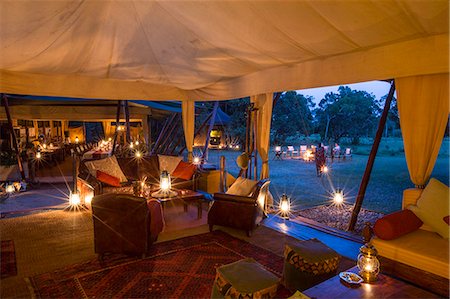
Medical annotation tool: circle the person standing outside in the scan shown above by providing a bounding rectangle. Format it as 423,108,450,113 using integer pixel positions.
315,142,326,177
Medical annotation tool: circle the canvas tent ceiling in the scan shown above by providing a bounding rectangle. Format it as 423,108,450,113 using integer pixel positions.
0,0,448,101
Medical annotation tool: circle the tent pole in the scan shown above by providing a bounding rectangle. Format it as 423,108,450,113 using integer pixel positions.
111,100,122,155
348,81,396,231
201,102,219,163
124,101,131,143
2,94,26,181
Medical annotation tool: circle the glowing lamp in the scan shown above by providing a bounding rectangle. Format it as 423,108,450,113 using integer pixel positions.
5,184,15,194
333,189,344,205
193,157,200,164
135,151,142,158
108,137,112,141
69,192,81,206
235,145,240,149
42,143,47,149
358,223,380,283
160,170,171,192
228,145,233,149
36,151,42,159
322,166,329,173
129,143,134,149
75,136,79,144
84,191,94,206
135,140,139,145
275,146,281,152
279,194,290,219
219,145,223,149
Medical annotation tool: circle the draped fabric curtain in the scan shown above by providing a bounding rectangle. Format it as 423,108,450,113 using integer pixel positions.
182,100,195,162
250,93,274,179
396,73,449,188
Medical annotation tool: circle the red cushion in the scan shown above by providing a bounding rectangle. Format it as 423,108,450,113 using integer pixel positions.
96,170,121,187
374,209,423,240
444,216,449,225
172,161,196,181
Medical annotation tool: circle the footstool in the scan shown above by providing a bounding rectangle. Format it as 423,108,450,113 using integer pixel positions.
283,238,341,292
211,258,280,298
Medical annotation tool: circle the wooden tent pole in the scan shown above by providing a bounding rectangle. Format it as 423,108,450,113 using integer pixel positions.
348,81,396,231
202,102,219,162
273,92,282,107
2,94,26,181
111,100,122,155
124,101,131,143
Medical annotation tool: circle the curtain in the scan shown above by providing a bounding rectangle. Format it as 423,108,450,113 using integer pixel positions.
182,100,195,162
250,93,274,179
396,73,449,188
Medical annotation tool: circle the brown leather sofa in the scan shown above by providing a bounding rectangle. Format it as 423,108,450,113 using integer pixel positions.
78,155,198,195
208,179,270,237
91,193,164,258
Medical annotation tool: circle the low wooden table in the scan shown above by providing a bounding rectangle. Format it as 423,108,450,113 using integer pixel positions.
303,266,440,298
151,189,205,219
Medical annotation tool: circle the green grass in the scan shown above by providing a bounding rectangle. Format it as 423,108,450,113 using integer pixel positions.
205,138,449,214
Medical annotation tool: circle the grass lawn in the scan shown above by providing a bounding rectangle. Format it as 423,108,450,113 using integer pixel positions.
206,139,449,214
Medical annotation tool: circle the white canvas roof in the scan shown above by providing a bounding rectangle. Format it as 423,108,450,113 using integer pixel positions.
0,0,448,101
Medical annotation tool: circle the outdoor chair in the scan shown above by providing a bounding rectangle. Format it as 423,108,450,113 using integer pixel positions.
287,146,298,158
208,178,270,237
343,148,352,160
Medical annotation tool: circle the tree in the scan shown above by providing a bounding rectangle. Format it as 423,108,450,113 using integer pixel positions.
315,86,380,143
378,94,399,137
271,91,315,144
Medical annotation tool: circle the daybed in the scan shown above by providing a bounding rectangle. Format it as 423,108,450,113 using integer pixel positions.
372,180,449,297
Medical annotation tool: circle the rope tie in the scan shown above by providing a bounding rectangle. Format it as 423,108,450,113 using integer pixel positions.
415,184,426,189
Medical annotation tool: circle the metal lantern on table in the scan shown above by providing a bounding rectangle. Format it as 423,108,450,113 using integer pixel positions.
279,193,290,220
357,222,380,283
160,170,171,193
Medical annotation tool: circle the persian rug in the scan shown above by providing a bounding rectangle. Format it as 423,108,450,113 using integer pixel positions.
1,240,17,279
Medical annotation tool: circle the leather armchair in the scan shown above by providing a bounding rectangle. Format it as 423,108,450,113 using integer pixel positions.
208,179,270,237
91,193,164,259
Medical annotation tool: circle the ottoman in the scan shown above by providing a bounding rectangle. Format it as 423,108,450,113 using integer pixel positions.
211,258,280,298
283,238,340,292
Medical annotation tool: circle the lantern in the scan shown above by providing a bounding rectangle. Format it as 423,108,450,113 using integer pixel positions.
36,150,42,160
129,142,134,149
275,146,281,152
108,137,112,142
357,223,380,283
279,194,290,219
193,157,200,165
69,191,81,206
160,170,171,192
322,165,329,173
333,189,344,205
135,140,139,146
135,151,142,158
75,136,79,144
42,143,47,149
5,184,15,194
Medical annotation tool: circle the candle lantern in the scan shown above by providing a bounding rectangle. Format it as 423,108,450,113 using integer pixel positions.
193,157,200,165
160,170,171,192
75,136,79,144
279,193,290,220
357,223,380,283
5,184,15,194
275,146,281,152
135,151,142,158
333,188,344,205
36,149,42,160
69,191,81,206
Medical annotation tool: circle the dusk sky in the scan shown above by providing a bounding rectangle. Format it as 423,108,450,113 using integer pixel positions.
297,80,393,104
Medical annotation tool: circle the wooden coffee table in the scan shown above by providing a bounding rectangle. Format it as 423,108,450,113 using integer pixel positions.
151,189,205,219
303,266,440,298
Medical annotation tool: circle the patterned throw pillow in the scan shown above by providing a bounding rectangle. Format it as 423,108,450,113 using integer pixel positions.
85,156,128,183
157,155,183,175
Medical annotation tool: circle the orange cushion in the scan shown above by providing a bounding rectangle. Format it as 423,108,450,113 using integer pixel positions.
96,170,121,187
374,209,423,240
172,161,196,181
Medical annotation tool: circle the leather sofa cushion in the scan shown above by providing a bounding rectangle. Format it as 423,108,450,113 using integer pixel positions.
117,157,140,181
374,209,423,240
85,156,128,183
97,170,121,187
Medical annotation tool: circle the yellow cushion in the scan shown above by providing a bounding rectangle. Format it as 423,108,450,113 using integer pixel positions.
407,178,449,238
226,177,258,196
373,229,449,279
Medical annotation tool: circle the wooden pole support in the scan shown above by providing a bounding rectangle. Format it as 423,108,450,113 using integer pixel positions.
348,81,396,231
202,102,219,162
2,94,26,181
219,155,226,193
111,100,122,155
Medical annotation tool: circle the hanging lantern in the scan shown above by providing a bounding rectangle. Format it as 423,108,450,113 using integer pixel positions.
357,223,380,283
160,170,171,192
279,194,290,219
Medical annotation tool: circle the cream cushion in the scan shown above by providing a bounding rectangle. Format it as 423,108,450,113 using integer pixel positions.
158,155,183,175
407,178,449,238
373,229,449,279
226,177,258,196
85,156,127,183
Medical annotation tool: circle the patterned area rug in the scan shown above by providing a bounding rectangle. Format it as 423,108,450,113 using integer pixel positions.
1,240,17,279
29,231,350,298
